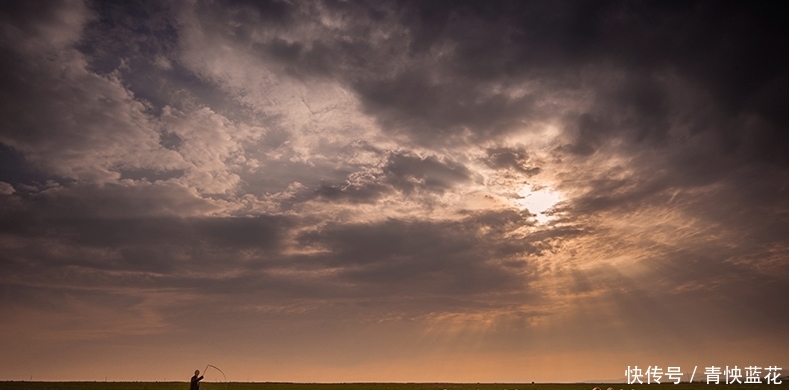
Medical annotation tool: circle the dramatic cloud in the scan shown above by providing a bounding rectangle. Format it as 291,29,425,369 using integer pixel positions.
0,0,787,383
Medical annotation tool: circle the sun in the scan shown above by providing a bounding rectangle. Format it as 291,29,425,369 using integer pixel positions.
515,185,562,223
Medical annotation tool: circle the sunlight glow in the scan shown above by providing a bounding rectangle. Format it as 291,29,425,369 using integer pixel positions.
516,185,562,223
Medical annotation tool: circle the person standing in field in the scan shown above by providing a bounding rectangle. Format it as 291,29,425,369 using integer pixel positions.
190,370,204,390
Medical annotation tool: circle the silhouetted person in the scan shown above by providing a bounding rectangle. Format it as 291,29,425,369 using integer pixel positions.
191,370,204,390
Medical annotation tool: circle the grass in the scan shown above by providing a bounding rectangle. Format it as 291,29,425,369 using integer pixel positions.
0,383,786,390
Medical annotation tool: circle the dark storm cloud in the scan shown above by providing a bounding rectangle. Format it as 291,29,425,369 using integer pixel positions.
295,210,564,297
0,144,56,186
484,147,541,175
0,164,579,298
50,215,288,250
311,151,474,203
561,73,671,156
314,180,389,203
382,152,472,194
118,168,185,182
75,0,253,117
352,71,539,143
0,189,289,275
0,1,188,184
76,1,179,74
196,0,789,161
1,0,783,295
1,0,785,284
223,0,296,27
186,0,546,143
0,1,76,38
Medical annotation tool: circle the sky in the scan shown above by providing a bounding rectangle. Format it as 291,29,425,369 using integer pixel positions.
1,0,788,383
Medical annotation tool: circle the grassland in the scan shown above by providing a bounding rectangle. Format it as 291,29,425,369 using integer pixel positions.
0,383,786,390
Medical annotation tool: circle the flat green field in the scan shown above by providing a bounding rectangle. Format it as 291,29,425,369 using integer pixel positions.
0,383,786,390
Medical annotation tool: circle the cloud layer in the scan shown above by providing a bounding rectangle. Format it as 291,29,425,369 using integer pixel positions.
1,0,787,382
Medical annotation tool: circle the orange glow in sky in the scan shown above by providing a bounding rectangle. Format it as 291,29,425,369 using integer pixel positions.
0,0,787,383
